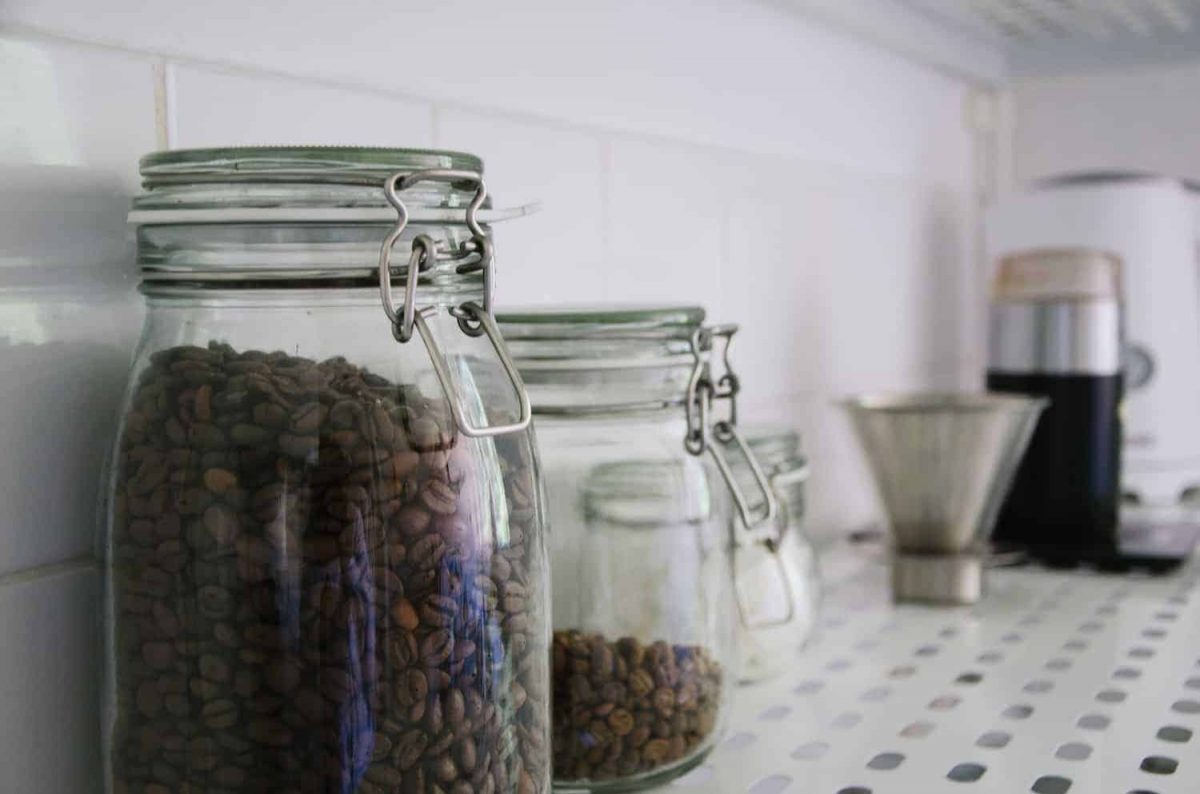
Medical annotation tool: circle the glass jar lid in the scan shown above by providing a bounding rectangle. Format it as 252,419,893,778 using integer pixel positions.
745,426,806,477
129,146,535,286
134,146,485,213
497,305,707,414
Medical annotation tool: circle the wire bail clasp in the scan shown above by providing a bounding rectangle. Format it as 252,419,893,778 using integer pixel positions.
685,325,778,535
377,169,531,438
685,324,793,630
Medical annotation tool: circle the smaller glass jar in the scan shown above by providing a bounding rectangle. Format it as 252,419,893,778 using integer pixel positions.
732,427,820,683
498,308,779,791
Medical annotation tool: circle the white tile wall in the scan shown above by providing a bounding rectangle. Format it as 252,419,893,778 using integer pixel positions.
1,0,975,181
0,35,152,578
0,3,981,788
434,108,608,306
170,63,436,149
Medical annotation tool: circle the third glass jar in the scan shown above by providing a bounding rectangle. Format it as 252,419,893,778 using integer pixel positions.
732,427,820,682
497,307,782,791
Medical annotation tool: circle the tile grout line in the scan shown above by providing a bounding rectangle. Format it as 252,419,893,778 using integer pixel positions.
597,136,614,288
0,555,100,590
429,103,442,148
152,58,170,149
1,23,972,194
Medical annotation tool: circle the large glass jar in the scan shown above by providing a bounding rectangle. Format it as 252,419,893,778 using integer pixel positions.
496,308,780,791
732,427,820,683
103,147,550,794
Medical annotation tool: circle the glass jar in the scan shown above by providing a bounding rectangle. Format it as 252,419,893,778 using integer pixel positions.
732,427,820,683
104,147,550,794
496,308,780,791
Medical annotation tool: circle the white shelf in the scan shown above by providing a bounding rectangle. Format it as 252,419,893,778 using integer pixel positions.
653,548,1200,793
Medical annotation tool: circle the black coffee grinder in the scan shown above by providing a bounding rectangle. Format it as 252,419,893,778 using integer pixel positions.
987,248,1125,567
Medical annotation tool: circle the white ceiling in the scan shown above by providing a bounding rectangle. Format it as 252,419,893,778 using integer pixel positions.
775,0,1200,84
901,0,1198,42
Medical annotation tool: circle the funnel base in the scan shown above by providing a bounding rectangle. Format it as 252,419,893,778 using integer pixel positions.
892,552,983,605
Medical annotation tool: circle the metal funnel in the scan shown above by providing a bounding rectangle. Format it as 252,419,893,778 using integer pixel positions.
844,392,1046,604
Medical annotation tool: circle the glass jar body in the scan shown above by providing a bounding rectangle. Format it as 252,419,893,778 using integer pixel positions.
103,288,551,794
733,434,820,683
535,411,735,792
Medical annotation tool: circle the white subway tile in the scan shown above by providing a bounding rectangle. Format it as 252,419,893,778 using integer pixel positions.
606,138,731,312
170,64,434,149
809,178,969,395
434,108,606,306
719,154,837,402
0,34,158,191
0,566,101,794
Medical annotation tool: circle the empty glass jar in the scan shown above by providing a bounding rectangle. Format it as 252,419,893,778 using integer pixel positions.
732,427,819,682
497,307,780,791
103,147,550,794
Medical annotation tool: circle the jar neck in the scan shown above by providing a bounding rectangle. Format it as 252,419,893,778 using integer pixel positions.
141,279,482,316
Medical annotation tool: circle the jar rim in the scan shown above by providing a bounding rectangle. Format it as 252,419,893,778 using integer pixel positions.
496,305,705,332
744,425,805,473
139,146,482,182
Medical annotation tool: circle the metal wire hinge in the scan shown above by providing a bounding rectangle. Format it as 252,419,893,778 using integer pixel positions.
685,325,778,533
685,324,794,629
377,169,531,438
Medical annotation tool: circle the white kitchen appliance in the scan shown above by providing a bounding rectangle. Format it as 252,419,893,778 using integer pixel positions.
986,175,1200,505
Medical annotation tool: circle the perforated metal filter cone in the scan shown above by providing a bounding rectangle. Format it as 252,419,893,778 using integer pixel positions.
844,393,1046,604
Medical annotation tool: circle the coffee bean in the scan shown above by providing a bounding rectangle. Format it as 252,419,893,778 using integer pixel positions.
265,658,302,694
203,468,238,494
141,642,175,670
396,669,427,707
652,687,675,716
410,534,447,569
395,729,428,771
318,666,352,703
135,680,162,717
553,631,722,783
294,688,325,724
421,630,454,667
110,343,549,793
202,699,239,730
421,594,458,627
391,598,419,631
247,717,291,747
421,480,458,515
364,763,403,788
434,753,459,783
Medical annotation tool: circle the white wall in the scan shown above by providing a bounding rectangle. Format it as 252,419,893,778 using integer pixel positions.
0,2,978,788
1012,60,1200,184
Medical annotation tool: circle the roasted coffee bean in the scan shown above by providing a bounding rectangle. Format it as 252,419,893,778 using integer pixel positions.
390,598,419,631
395,729,428,771
552,630,722,783
110,343,549,793
421,593,458,627
202,699,240,730
421,629,454,667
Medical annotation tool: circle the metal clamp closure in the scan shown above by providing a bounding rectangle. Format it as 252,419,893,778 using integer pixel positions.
377,169,530,438
684,325,778,534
